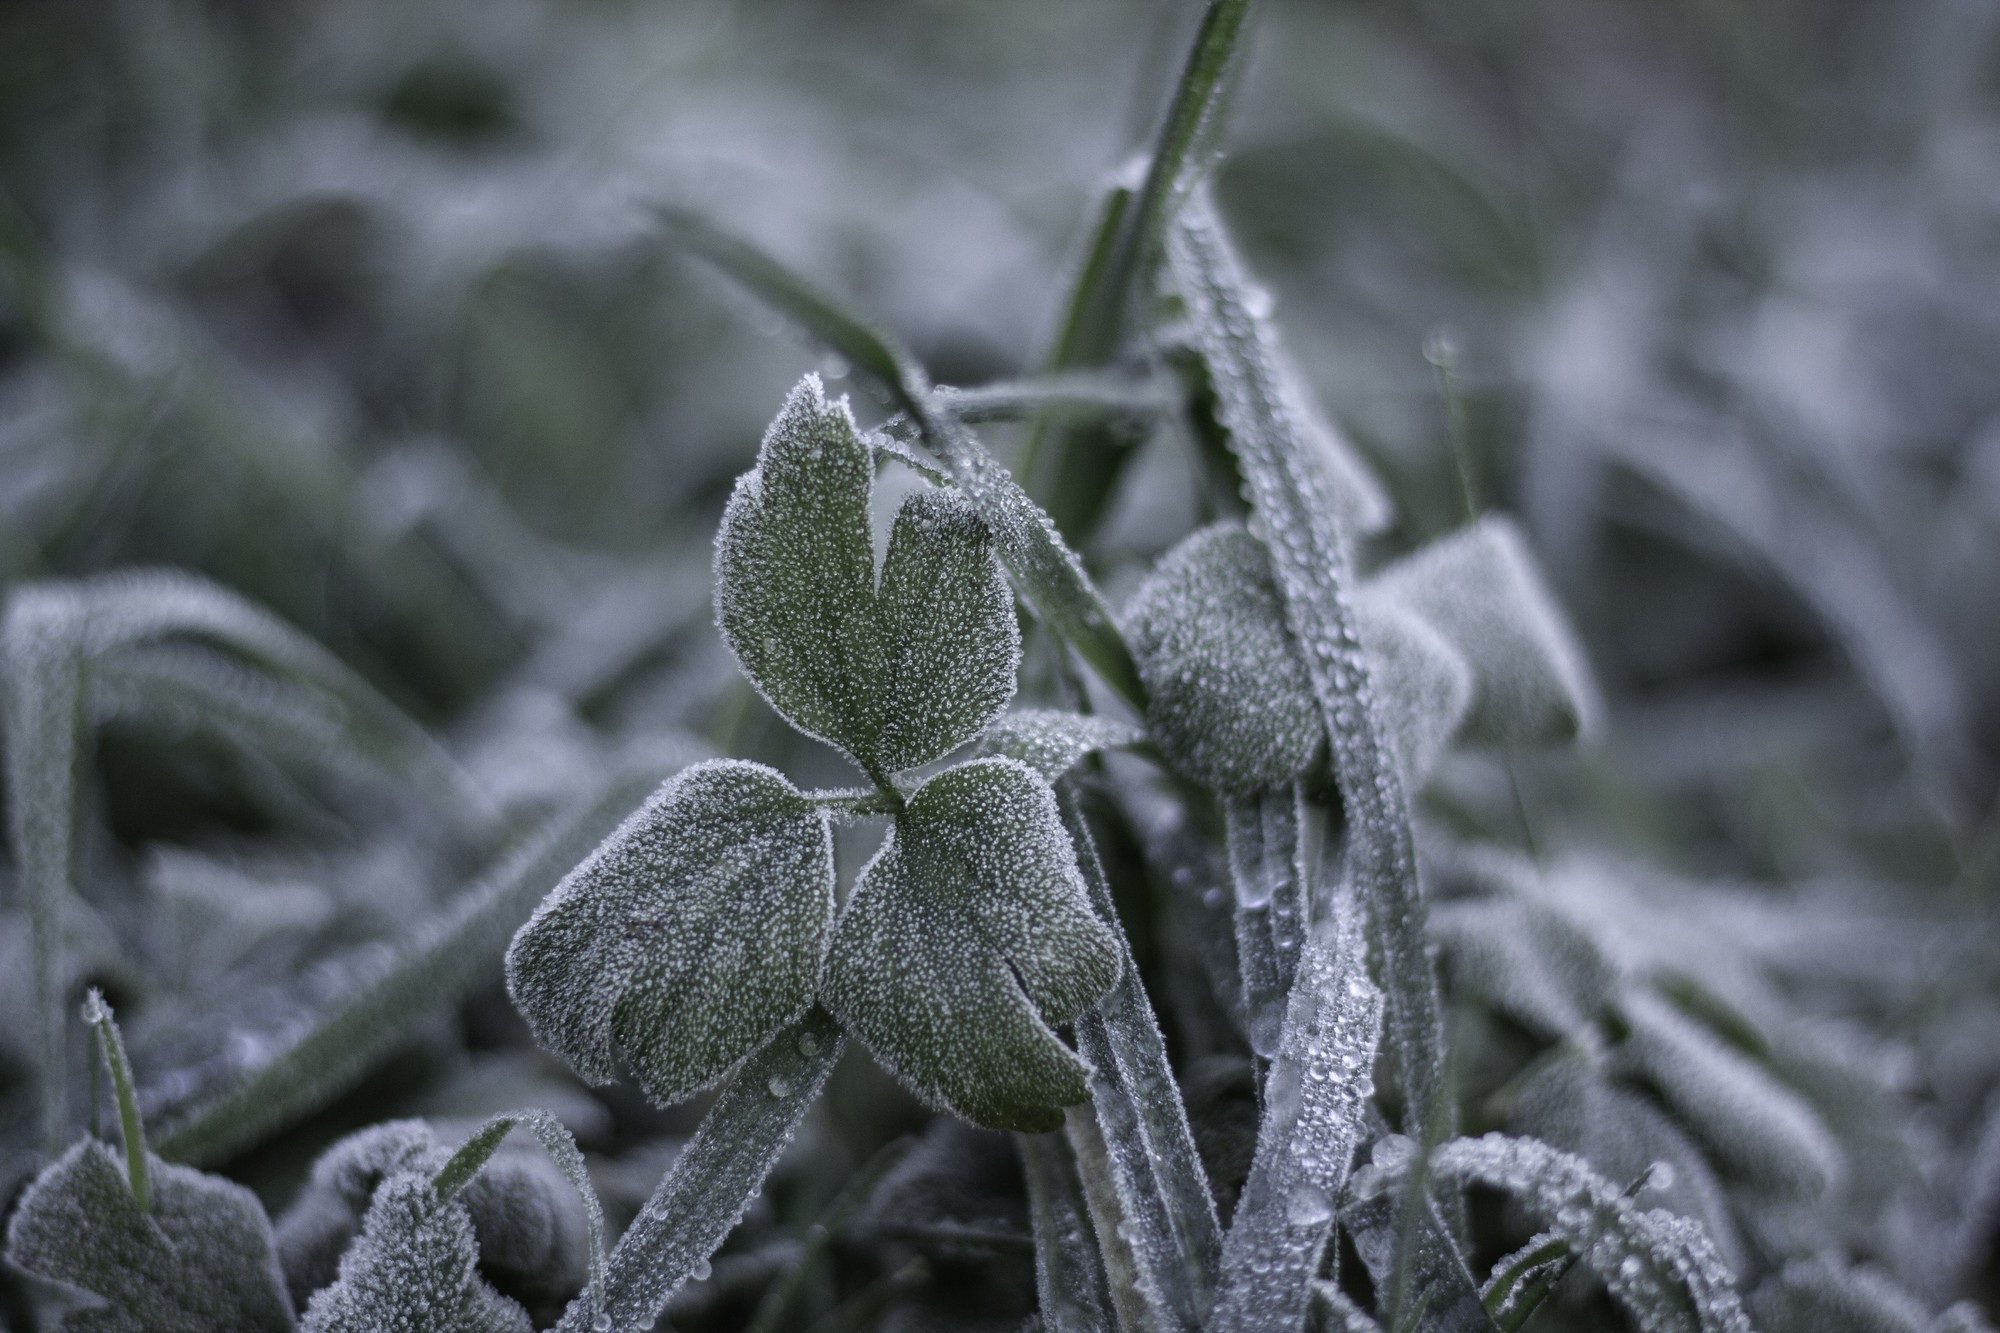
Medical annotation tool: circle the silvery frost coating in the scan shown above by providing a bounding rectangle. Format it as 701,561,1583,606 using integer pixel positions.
506,760,834,1106
2,1139,295,1332
822,757,1120,1132
979,707,1143,782
713,374,1020,782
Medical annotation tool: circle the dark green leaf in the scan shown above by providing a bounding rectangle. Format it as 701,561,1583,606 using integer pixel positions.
823,758,1120,1131
507,759,834,1106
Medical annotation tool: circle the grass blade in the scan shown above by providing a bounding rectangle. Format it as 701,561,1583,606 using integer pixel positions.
3,585,87,1157
1168,191,1448,1137
1061,781,1222,1329
1018,1130,1116,1333
1210,892,1383,1333
657,206,1146,711
81,989,149,1210
1020,0,1260,539
564,1008,844,1333
152,763,671,1164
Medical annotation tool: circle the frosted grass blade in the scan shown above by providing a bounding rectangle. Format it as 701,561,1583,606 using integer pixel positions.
3,586,85,1156
565,1008,843,1333
657,206,1146,711
1210,898,1384,1333
1060,782,1222,1329
1018,1131,1116,1333
154,762,672,1164
1168,192,1447,1136
936,374,1169,424
1223,790,1295,1059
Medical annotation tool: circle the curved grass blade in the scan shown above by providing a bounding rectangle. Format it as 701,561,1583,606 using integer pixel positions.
560,1008,844,1333
1020,0,1260,539
1168,191,1447,1137
1060,782,1222,1329
656,207,1145,711
2,585,86,1155
1210,895,1384,1333
153,762,673,1165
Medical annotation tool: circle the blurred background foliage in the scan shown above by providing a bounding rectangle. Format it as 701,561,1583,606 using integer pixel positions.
1,0,1997,1328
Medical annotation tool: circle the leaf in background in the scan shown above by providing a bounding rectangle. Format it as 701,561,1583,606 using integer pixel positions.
1425,1134,1751,1333
274,1121,440,1309
1748,1257,1934,1333
1615,987,1843,1199
507,759,834,1106
3,1140,295,1333
1125,524,1322,794
979,708,1143,782
823,757,1120,1132
299,1170,532,1333
715,376,1018,781
1361,517,1599,747
1432,896,1617,1040
1352,599,1474,792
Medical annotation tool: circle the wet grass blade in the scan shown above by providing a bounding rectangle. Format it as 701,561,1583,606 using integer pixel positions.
659,207,1145,710
1018,1130,1116,1333
1167,191,1449,1138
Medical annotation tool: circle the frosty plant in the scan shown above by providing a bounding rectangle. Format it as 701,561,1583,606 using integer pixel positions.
507,376,1125,1131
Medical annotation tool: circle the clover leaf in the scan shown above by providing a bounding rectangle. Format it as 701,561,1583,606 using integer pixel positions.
714,374,1019,781
822,757,1120,1132
4,1140,297,1333
506,758,835,1106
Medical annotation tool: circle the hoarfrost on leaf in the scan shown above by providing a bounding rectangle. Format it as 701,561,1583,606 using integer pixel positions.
2,1139,296,1332
506,759,835,1106
714,374,1019,780
980,708,1143,781
822,757,1119,1131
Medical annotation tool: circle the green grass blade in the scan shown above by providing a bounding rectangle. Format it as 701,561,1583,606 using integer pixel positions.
1019,0,1259,539
1167,191,1449,1137
81,989,149,1210
659,207,1146,710
3,586,86,1157
1017,1130,1117,1333
152,763,670,1165
560,1008,844,1333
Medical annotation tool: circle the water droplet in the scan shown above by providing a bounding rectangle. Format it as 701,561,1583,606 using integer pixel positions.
592,1314,612,1332
1647,1160,1676,1191
691,1257,712,1281
1285,1184,1332,1227
796,1031,821,1057
1619,1255,1643,1280
768,1074,794,1098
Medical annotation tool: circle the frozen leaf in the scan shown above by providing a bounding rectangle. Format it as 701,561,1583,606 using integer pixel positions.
276,1122,440,1308
3,1140,294,1332
1480,1233,1574,1332
1749,1257,1932,1333
715,374,1018,778
507,759,834,1105
1434,897,1617,1039
1362,517,1599,747
1616,987,1843,1198
1425,1134,1751,1333
298,1171,532,1333
980,708,1143,781
1340,1139,1494,1333
1124,524,1321,793
823,757,1120,1131
1352,598,1474,794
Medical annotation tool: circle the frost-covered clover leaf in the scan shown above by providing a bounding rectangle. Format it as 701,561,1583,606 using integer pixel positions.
3,1139,295,1332
1127,518,1597,795
1124,524,1323,793
506,759,834,1105
822,757,1120,1131
715,374,1020,780
300,1172,532,1333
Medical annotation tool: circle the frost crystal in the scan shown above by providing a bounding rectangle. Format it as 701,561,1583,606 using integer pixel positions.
822,757,1120,1131
714,375,1019,781
507,759,835,1105
980,707,1143,781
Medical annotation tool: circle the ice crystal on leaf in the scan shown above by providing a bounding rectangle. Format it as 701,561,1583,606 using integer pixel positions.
714,375,1019,781
822,757,1119,1131
3,1140,296,1332
506,759,835,1106
979,707,1143,781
